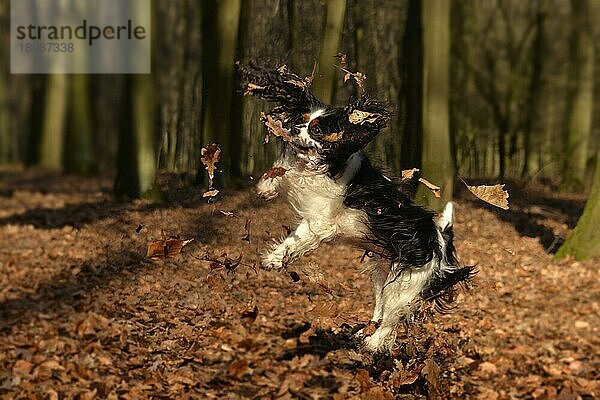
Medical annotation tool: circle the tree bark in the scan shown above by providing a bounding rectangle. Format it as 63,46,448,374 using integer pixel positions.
556,154,600,260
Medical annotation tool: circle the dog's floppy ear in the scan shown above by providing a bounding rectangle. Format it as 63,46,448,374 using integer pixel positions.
238,62,320,118
341,97,390,147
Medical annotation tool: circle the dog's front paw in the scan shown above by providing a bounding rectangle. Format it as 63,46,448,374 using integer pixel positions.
257,188,279,201
256,178,280,201
260,251,285,271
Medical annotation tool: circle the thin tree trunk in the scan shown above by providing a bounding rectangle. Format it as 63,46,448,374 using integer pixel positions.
132,74,156,197
114,75,157,198
419,0,453,210
39,74,68,170
562,0,594,191
522,0,547,178
399,0,423,170
65,74,94,174
201,0,241,186
0,62,9,163
313,0,346,104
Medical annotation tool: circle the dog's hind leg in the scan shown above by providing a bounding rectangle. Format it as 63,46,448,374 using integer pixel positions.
367,256,388,323
363,262,434,352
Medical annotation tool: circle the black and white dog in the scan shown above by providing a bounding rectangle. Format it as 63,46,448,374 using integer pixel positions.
241,63,474,352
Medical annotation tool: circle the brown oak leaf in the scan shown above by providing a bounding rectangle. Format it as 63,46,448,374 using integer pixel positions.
418,177,442,198
462,180,509,210
261,113,292,142
146,238,194,260
348,109,381,125
262,167,287,179
201,143,221,190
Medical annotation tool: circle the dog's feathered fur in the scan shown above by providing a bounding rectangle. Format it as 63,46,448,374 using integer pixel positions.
240,62,474,352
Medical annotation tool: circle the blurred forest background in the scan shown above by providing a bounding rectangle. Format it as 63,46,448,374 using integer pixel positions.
1,0,600,257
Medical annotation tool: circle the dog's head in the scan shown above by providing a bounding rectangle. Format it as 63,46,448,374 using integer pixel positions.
240,62,390,173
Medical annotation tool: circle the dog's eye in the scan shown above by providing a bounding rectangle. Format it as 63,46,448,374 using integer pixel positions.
311,125,323,136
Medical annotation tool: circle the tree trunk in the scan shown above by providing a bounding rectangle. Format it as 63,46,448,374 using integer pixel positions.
399,0,423,170
522,0,547,178
65,75,94,174
235,0,290,178
114,75,157,199
556,154,600,260
562,0,594,191
156,1,202,174
39,74,68,170
0,61,9,163
418,0,453,210
354,0,405,172
288,0,325,76
312,0,346,104
201,0,241,186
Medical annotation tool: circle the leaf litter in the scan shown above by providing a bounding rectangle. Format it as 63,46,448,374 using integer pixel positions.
0,169,596,398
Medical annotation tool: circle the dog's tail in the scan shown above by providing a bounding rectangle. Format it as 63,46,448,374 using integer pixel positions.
437,201,454,232
420,202,476,312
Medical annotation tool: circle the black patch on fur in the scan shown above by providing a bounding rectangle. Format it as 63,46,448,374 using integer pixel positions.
344,157,439,269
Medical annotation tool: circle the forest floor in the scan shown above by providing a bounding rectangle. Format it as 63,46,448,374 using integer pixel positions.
0,168,598,399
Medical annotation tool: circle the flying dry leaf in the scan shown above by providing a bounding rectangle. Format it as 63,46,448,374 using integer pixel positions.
401,168,420,181
262,167,287,179
146,238,194,260
277,64,288,74
463,181,509,210
353,71,366,89
244,82,266,96
336,61,366,91
220,210,235,217
261,113,292,142
418,177,442,198
304,62,318,87
334,52,347,69
348,109,381,125
201,143,221,190
202,252,243,274
323,131,344,142
202,189,220,198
